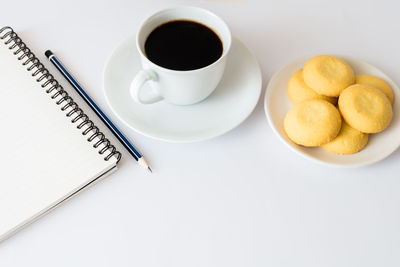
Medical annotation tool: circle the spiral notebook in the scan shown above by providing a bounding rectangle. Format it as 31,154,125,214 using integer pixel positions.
0,27,121,242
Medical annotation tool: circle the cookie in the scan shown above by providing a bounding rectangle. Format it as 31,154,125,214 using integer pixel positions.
287,69,337,104
339,84,392,133
356,74,394,104
284,99,342,146
303,55,355,97
322,121,368,154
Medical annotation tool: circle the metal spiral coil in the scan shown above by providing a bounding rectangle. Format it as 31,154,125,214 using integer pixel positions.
0,26,121,163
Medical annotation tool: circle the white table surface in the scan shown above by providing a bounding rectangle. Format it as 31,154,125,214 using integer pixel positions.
1,0,400,266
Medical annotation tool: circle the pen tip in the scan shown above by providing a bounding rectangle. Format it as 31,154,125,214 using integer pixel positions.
138,157,152,172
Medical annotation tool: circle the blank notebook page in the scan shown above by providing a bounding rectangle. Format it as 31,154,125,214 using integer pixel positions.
0,33,118,241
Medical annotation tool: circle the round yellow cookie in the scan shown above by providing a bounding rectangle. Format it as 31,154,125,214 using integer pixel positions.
284,99,342,146
322,121,368,154
356,74,393,104
339,84,393,133
288,69,337,104
303,55,355,97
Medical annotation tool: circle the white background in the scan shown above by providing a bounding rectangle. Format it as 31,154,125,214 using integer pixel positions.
1,0,400,266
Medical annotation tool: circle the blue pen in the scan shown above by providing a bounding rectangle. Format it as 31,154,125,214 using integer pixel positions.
45,50,152,172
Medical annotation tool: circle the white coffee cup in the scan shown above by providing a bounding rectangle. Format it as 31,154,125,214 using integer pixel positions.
130,6,231,105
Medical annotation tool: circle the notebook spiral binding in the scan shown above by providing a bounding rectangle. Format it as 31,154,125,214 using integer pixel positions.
0,27,121,163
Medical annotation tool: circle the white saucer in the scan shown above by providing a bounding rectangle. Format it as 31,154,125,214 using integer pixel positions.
265,56,400,167
104,34,262,142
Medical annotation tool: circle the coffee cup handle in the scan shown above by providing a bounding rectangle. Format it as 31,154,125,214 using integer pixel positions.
130,70,163,104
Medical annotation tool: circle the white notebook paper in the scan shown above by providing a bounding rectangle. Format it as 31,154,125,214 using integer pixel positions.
0,27,120,242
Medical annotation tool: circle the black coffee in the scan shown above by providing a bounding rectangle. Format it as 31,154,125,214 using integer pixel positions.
144,20,223,71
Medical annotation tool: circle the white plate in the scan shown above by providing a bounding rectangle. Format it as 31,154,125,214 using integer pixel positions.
104,34,262,142
265,56,400,167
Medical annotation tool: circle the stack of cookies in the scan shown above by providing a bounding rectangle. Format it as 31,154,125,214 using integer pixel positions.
284,55,393,154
